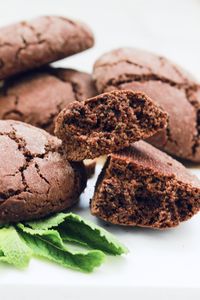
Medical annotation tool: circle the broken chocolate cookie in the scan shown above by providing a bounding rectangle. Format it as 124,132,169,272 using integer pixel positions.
55,90,167,161
0,16,94,80
91,141,200,229
0,120,87,224
93,48,200,162
0,68,96,134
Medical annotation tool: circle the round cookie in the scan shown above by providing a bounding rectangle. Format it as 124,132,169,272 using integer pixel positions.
93,48,200,162
0,16,94,80
91,141,200,229
0,120,87,224
0,68,97,134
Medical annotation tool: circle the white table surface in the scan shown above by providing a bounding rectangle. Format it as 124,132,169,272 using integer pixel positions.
0,0,200,299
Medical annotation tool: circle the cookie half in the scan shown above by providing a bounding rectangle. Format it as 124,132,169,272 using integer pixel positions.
0,16,94,80
55,90,167,161
91,141,200,229
0,68,96,134
0,120,87,224
93,48,200,162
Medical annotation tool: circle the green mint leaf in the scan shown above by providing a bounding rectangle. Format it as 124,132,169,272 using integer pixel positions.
0,226,32,269
17,223,105,272
26,213,128,255
0,212,127,273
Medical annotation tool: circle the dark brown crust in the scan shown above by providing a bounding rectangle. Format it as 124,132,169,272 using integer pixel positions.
93,48,200,162
91,141,200,229
0,120,87,224
0,16,94,80
55,90,168,161
51,68,97,102
0,68,97,134
93,48,195,91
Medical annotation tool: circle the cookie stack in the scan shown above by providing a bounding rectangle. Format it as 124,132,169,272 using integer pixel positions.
0,16,199,229
0,16,96,133
0,16,95,224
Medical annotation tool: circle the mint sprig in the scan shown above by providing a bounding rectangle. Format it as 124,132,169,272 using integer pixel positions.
0,213,128,272
25,213,128,255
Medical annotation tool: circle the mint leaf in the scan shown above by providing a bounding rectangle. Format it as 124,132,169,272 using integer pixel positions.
17,224,65,249
0,226,32,269
17,223,105,272
0,213,127,273
26,213,128,255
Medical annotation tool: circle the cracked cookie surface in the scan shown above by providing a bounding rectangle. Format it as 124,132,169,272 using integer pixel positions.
0,120,87,224
0,16,94,80
91,141,200,229
0,67,97,134
93,48,200,162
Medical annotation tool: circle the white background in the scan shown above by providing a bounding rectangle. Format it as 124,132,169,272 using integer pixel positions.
0,1,200,299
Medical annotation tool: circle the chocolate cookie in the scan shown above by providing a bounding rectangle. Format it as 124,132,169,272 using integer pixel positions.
0,16,94,80
91,141,200,229
93,48,200,162
55,90,167,161
0,68,97,134
0,120,87,224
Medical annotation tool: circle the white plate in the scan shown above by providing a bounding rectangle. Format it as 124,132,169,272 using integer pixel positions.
0,161,200,300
